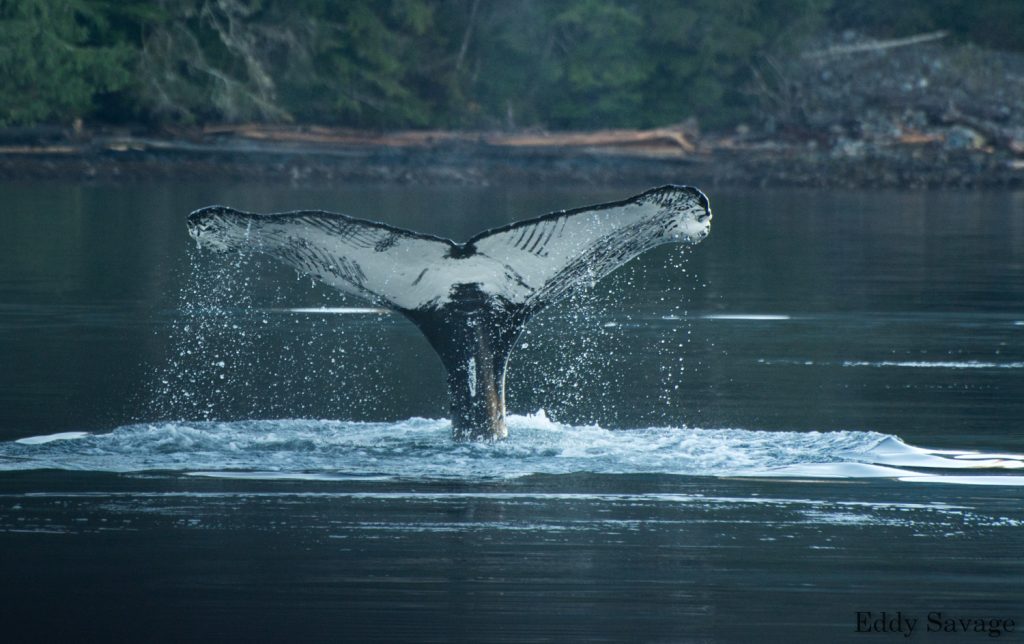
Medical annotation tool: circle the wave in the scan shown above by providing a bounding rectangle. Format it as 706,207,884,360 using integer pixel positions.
700,314,791,321
756,358,1024,370
842,360,1024,369
2,412,1022,484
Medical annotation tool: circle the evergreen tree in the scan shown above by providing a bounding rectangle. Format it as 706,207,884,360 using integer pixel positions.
0,0,131,125
1,0,1021,130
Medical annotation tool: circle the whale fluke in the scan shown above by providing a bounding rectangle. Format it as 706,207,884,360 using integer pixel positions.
187,185,711,440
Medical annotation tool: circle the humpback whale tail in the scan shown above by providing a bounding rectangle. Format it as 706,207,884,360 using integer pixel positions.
187,185,711,440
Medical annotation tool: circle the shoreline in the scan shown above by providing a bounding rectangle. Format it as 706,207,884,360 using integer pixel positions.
1,126,1022,189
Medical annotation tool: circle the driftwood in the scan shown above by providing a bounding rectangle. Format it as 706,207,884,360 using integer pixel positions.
803,31,948,59
490,129,695,152
202,125,463,146
202,125,695,154
896,132,943,145
0,145,80,155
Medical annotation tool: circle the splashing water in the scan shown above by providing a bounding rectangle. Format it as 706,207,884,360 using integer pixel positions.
150,242,702,429
514,246,702,425
117,241,1024,486
2,412,1022,484
148,248,399,422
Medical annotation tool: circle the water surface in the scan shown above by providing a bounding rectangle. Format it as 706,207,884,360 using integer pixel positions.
0,182,1022,641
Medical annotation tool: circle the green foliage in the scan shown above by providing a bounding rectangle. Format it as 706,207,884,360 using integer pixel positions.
443,0,826,129
1,0,1022,130
116,0,440,126
0,0,131,125
635,0,829,128
275,0,439,126
545,0,648,126
129,0,299,123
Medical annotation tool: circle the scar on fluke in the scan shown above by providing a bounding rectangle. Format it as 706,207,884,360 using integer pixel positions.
187,185,711,440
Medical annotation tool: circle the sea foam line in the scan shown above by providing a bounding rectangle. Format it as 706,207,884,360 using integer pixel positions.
755,358,1024,370
842,360,1024,369
702,314,791,321
282,307,389,314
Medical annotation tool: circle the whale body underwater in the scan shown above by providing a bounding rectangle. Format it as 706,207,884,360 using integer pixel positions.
187,185,712,440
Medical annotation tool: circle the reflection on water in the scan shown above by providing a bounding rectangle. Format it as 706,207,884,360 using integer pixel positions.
1,470,1022,642
0,181,1022,641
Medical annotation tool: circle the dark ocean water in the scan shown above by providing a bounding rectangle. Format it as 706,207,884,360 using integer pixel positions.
0,182,1022,642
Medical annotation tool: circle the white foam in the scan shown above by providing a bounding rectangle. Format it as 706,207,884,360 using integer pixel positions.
2,417,1021,484
702,314,791,321
15,431,90,445
899,475,1024,486
851,436,1024,469
510,409,563,431
283,307,388,314
745,463,919,479
953,453,1024,461
842,360,1024,369
187,471,393,481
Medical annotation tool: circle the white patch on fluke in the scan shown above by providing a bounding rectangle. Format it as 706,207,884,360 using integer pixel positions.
188,186,710,313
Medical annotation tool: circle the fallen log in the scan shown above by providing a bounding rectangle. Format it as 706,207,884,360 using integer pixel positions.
803,31,948,59
201,125,695,153
489,129,695,152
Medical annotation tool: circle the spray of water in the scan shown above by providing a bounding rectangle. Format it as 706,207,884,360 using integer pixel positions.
148,247,397,422
148,238,705,431
9,245,1020,484
512,245,703,427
